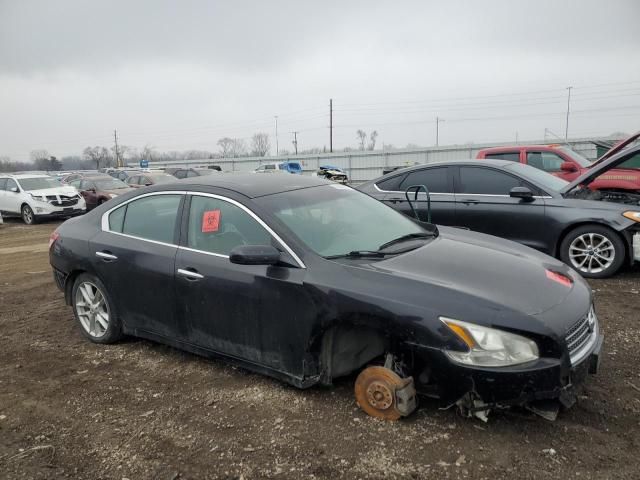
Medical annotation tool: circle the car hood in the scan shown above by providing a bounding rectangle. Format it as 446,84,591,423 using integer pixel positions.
561,144,640,194
27,186,78,197
368,227,587,317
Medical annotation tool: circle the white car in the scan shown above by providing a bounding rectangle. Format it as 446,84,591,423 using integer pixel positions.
0,174,86,224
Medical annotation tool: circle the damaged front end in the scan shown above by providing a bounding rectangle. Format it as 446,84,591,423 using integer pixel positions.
408,309,603,422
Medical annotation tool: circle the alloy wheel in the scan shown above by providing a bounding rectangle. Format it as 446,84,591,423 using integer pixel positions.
22,206,34,224
568,233,615,274
75,281,110,338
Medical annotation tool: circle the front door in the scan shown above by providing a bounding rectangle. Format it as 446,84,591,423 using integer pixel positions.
454,165,549,252
175,193,309,377
89,192,186,338
381,166,457,226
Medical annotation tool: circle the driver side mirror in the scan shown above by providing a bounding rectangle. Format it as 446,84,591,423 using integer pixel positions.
10,187,19,193
510,186,534,200
560,161,578,172
229,245,281,266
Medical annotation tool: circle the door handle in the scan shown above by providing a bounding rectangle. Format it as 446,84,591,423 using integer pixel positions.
387,197,404,204
177,268,204,280
96,251,118,261
461,199,480,205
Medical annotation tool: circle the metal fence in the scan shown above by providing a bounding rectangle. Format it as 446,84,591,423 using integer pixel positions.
140,136,617,183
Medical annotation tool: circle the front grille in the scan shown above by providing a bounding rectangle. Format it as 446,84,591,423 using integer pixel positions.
46,195,78,207
565,307,597,364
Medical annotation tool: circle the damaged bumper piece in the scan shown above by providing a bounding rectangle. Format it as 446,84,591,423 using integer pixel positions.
412,332,602,421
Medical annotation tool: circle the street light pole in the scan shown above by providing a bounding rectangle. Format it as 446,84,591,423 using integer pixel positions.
436,117,445,146
274,116,279,156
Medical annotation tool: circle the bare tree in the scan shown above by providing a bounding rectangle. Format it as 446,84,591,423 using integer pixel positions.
83,146,112,169
251,132,270,157
217,137,234,157
356,130,367,150
30,149,50,163
231,138,247,157
140,144,156,162
368,130,378,151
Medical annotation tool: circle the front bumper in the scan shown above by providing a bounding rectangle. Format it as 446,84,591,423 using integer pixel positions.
32,199,86,217
633,232,640,262
412,332,603,408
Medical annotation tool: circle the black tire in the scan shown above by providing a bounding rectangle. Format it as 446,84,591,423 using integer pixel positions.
559,224,625,279
71,273,123,344
21,204,37,225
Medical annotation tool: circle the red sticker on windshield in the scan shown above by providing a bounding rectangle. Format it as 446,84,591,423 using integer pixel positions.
201,210,220,233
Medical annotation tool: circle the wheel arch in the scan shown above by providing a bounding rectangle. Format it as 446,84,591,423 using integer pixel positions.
63,269,87,305
554,220,629,262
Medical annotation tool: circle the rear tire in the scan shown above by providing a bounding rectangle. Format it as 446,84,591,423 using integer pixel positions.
21,204,37,225
72,273,122,344
559,224,625,278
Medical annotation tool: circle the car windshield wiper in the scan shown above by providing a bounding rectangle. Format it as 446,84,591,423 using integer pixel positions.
325,250,391,260
378,232,434,251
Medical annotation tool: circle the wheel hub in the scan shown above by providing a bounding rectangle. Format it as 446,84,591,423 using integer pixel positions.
366,381,393,410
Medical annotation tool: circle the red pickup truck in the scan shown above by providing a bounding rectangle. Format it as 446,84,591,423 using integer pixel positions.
476,132,640,193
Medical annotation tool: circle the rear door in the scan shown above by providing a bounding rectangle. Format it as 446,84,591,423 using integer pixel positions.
454,166,549,251
380,166,456,225
89,192,186,338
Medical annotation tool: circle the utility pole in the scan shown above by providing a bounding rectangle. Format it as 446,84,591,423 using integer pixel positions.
565,86,573,140
435,117,444,146
292,131,299,154
329,98,333,153
113,129,121,167
274,116,279,156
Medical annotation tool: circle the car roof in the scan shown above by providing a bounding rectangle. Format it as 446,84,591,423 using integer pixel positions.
378,159,513,175
479,145,565,152
161,172,330,198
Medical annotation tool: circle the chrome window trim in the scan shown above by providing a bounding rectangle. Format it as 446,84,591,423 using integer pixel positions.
374,185,551,199
100,190,306,269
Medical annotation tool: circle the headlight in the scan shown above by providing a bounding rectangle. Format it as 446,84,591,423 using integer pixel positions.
441,317,539,367
623,211,640,222
29,193,46,202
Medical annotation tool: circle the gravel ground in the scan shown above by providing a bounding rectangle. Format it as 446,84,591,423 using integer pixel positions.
1,219,639,480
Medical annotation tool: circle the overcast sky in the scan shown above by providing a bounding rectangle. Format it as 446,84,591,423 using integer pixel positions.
1,0,639,161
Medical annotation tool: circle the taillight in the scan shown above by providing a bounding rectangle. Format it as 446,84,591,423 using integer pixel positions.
49,230,60,249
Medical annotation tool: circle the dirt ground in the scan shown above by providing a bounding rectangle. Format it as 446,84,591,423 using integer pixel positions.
1,219,639,480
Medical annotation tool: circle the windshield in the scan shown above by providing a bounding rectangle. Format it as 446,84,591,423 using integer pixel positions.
504,163,569,193
94,178,129,190
557,147,593,167
261,184,427,257
18,177,62,191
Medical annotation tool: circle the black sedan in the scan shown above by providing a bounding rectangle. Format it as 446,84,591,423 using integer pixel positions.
50,173,601,421
358,153,640,278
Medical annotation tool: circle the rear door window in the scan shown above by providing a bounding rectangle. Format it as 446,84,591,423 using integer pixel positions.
458,167,521,195
115,194,183,244
485,152,520,162
187,195,272,256
398,167,451,193
376,173,407,191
